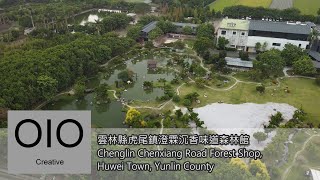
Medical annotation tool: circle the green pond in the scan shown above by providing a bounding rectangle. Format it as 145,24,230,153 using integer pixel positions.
43,54,176,128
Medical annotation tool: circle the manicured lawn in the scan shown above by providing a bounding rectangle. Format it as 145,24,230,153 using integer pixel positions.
179,77,320,125
294,0,320,15
209,0,272,11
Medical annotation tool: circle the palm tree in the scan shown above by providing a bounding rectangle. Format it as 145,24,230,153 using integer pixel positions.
95,19,103,35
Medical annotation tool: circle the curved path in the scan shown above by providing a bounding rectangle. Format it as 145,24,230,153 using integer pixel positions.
176,83,186,95
119,66,314,110
283,67,316,80
282,134,320,180
109,87,173,110
108,90,119,99
36,49,316,111
34,90,73,110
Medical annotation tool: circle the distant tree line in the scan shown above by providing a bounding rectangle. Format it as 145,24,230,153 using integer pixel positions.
3,1,147,28
152,0,214,8
223,6,320,24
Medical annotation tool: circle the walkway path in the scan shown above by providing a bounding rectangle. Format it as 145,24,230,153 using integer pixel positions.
125,100,172,110
282,134,320,180
176,83,186,95
108,90,118,99
38,49,316,112
101,50,133,67
109,88,173,110
157,118,164,150
34,90,73,110
283,67,316,80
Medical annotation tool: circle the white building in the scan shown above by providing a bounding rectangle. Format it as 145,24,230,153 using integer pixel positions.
246,20,311,52
217,18,312,52
310,169,320,180
217,18,249,51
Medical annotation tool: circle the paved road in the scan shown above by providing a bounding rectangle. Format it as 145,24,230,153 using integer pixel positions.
270,0,293,10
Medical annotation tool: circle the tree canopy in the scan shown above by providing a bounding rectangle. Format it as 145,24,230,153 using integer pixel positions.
281,43,306,66
223,6,320,24
293,56,317,76
0,33,135,109
196,23,215,39
254,49,285,78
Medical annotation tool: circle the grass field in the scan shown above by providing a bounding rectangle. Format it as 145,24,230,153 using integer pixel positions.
209,0,272,11
179,77,320,125
294,0,320,15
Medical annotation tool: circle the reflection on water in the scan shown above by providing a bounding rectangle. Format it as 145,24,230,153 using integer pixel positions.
70,10,106,25
102,57,175,101
43,93,126,128
80,14,100,25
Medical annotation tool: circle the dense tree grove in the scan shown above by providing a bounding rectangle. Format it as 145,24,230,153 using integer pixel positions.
280,43,306,66
293,56,317,76
223,6,320,23
0,33,135,109
138,15,160,26
156,20,176,34
196,23,215,39
217,36,229,50
152,0,214,7
152,0,215,23
254,49,285,78
2,0,143,30
193,23,215,55
127,25,143,41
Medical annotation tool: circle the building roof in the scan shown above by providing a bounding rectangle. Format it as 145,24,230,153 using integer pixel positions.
219,19,250,31
313,61,320,69
147,60,157,65
225,57,253,68
142,21,158,33
306,21,316,28
315,25,320,33
310,169,320,180
249,20,311,35
172,22,198,28
142,21,199,33
308,50,320,62
127,13,136,17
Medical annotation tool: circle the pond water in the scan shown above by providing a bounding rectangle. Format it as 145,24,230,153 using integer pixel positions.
43,54,176,128
102,56,175,101
70,10,112,25
43,94,125,128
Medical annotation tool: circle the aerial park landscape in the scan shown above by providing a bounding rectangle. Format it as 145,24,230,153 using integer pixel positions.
1,0,320,179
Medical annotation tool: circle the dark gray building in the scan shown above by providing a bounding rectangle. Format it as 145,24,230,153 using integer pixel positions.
141,21,198,40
